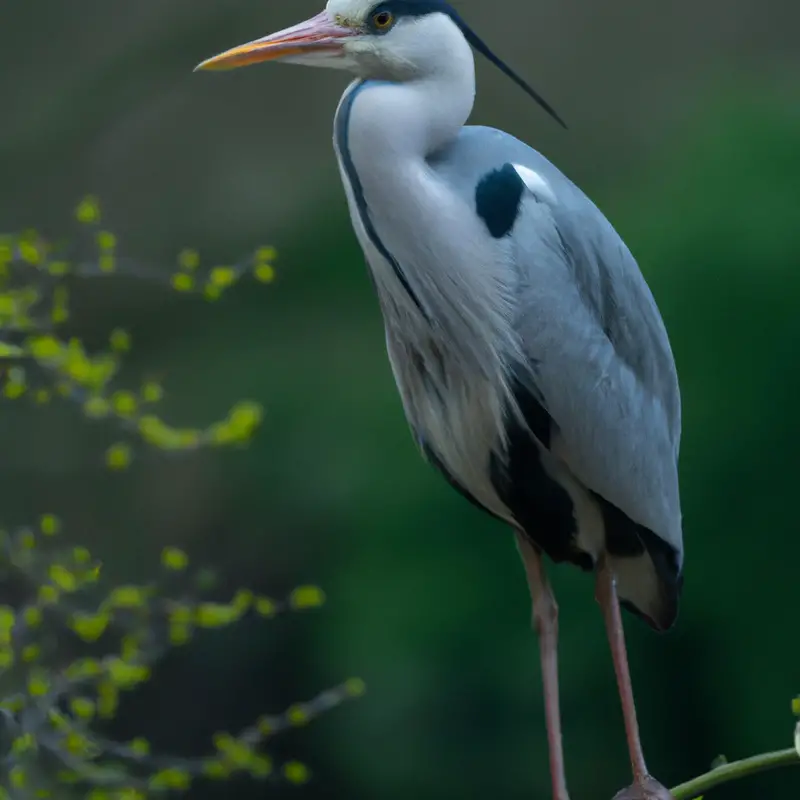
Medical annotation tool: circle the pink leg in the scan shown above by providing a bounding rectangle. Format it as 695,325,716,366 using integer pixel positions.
595,558,649,785
515,532,570,800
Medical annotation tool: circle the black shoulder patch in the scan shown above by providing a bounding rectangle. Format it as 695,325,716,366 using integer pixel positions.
475,163,525,239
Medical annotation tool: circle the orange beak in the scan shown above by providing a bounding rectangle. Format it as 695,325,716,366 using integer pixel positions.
194,11,357,71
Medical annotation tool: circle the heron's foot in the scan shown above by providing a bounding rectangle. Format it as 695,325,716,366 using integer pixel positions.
612,776,675,800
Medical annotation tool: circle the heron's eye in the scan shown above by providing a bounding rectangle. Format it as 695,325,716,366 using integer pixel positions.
371,10,395,32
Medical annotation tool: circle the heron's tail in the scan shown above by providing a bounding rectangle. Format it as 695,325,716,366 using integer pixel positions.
612,535,683,632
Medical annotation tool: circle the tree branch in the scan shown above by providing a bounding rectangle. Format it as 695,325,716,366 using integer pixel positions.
670,747,800,799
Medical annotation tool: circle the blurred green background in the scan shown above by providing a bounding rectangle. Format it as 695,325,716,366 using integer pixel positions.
1,0,799,797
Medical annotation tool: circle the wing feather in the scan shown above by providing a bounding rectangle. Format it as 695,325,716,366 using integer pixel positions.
509,167,683,561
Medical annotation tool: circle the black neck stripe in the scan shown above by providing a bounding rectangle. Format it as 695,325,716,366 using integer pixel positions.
334,81,429,318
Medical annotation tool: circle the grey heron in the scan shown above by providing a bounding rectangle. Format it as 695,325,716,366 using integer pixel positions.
197,2,682,798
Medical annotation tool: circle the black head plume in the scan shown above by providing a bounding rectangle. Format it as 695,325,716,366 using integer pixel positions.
370,0,567,128
451,9,567,128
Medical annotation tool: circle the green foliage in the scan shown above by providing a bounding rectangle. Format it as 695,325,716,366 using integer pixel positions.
0,196,274,467
0,519,364,799
0,201,364,797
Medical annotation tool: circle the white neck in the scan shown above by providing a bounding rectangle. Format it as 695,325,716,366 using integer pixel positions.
331,44,526,516
332,40,476,329
332,43,522,388
347,54,475,162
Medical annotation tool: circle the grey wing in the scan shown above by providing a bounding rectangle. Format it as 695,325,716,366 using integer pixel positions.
508,163,683,564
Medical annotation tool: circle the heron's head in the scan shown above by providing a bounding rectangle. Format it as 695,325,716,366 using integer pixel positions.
195,1,464,77
195,0,564,126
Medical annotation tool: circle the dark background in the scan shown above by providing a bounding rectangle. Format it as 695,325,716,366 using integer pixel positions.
1,0,799,798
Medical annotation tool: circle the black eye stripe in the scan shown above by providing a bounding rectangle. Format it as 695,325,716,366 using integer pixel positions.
366,1,443,34
368,0,451,21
